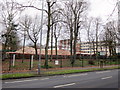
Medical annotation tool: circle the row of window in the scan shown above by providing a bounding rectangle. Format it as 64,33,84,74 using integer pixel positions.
84,51,107,53
80,48,97,50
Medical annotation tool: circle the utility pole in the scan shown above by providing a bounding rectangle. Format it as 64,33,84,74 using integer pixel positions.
38,0,44,75
118,1,120,39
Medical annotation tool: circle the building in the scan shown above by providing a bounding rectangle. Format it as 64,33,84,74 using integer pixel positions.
80,42,110,56
116,43,120,54
59,39,70,50
0,44,2,60
7,46,71,59
58,39,120,56
58,39,80,52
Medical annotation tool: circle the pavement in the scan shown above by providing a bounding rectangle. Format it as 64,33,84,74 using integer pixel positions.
2,65,119,75
2,69,120,88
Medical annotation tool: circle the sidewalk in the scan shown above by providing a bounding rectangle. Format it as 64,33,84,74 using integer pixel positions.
42,64,119,72
2,65,119,75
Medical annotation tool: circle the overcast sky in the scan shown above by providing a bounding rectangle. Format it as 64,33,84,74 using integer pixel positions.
0,0,118,45
19,0,118,45
18,0,118,21
89,0,117,22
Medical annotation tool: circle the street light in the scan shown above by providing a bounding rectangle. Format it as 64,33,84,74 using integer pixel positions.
38,0,44,75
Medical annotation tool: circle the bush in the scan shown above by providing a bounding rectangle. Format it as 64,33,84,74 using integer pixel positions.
88,61,95,65
41,65,53,68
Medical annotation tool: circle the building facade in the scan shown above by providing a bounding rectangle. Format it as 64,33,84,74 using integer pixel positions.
58,39,80,52
58,39,119,56
80,42,109,56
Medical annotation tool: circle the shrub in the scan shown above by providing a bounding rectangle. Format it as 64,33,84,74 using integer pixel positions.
41,65,53,68
88,60,95,65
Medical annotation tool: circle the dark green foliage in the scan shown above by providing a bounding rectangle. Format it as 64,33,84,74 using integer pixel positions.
2,23,19,51
88,60,95,65
41,65,53,68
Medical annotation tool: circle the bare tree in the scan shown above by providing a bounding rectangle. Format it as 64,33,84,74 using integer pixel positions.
104,21,117,57
44,0,58,69
20,15,41,59
84,17,93,56
54,22,61,64
117,1,120,42
20,15,30,63
0,0,20,60
94,18,101,56
18,0,61,69
61,0,88,67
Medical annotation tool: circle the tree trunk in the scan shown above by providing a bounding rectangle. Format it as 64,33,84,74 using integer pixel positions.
3,35,9,61
50,25,53,62
55,38,58,60
70,27,73,67
22,31,26,63
95,22,99,66
44,2,51,69
34,42,38,60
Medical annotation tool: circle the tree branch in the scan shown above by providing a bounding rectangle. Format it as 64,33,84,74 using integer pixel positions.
17,4,48,14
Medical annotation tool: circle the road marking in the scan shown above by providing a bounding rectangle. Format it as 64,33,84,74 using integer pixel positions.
5,78,49,84
54,83,76,88
116,70,119,71
101,76,112,80
41,78,49,80
63,73,88,78
5,79,39,84
96,71,111,74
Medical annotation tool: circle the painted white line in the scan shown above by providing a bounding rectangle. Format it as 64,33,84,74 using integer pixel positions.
41,78,49,80
96,71,111,74
63,73,88,78
101,76,112,80
54,83,76,88
5,79,39,84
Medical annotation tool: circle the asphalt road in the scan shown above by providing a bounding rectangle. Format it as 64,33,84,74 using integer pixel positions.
2,69,119,88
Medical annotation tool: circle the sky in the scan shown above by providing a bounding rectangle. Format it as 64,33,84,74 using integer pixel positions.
0,0,118,45
17,0,119,45
80,0,118,42
18,0,118,21
88,0,118,22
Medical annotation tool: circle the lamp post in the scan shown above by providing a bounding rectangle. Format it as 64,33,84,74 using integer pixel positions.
38,0,44,75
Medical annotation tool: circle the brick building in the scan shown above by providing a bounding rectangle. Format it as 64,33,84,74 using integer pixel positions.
58,39,80,52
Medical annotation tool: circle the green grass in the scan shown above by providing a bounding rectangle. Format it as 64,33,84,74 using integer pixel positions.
44,66,120,75
2,59,120,71
44,69,90,75
1,66,119,79
1,73,35,80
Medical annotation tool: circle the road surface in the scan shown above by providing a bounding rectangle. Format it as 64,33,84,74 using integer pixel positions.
2,69,119,88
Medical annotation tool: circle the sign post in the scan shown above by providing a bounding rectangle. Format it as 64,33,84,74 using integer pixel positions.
31,55,34,68
55,60,59,65
13,54,16,66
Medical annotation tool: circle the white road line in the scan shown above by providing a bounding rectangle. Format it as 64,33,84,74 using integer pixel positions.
41,78,49,80
101,76,112,80
5,79,39,84
96,71,111,74
54,83,76,88
63,73,88,78
5,78,49,84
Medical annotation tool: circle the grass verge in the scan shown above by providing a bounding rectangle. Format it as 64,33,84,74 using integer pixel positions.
43,66,120,75
1,73,35,80
1,66,120,80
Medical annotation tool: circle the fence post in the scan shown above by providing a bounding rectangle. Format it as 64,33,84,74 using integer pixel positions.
13,54,16,66
31,55,34,68
9,54,12,71
29,55,31,70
